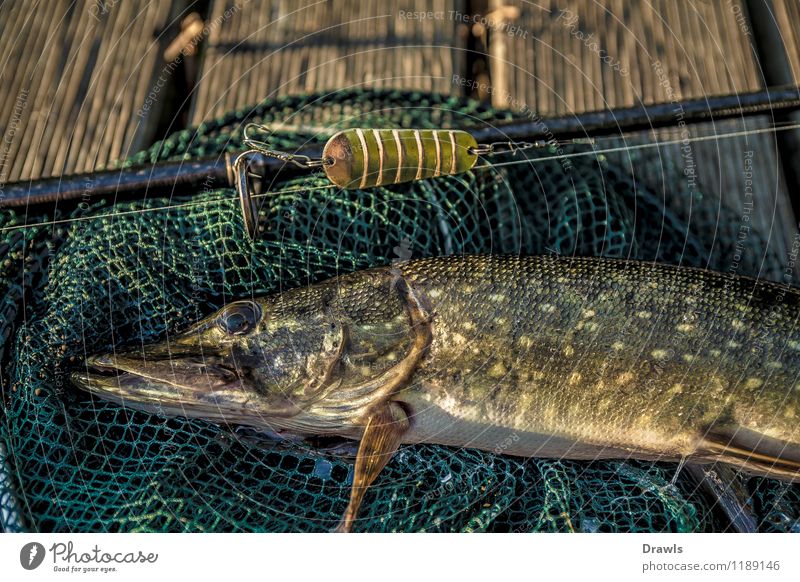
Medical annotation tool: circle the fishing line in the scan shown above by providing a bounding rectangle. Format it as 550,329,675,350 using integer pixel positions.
476,122,800,170
3,120,800,235
0,200,228,232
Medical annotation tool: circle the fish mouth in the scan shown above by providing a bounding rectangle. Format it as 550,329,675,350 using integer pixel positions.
71,346,252,422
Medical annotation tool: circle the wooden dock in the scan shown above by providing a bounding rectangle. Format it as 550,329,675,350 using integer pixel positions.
774,0,800,84
189,0,467,123
0,0,179,182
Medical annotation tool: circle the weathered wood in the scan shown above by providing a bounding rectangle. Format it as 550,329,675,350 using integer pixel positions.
771,0,800,85
189,0,467,124
0,0,176,182
602,118,797,275
489,0,762,113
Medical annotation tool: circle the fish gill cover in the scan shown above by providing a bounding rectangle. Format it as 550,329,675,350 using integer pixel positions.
0,89,798,532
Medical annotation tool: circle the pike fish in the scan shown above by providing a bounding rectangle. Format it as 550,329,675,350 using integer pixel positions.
72,255,800,531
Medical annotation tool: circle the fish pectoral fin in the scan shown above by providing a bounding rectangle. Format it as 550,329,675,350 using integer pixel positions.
334,402,410,533
698,426,800,483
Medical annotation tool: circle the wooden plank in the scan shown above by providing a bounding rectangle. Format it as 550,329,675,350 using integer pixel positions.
189,0,468,124
0,0,176,182
773,0,800,85
492,0,763,114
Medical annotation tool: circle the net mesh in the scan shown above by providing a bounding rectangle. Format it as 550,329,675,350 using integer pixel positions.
1,89,798,532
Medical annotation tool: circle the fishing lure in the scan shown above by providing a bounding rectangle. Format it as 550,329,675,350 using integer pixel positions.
233,123,553,240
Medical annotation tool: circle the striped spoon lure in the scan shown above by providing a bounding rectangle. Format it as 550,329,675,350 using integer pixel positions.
233,123,549,240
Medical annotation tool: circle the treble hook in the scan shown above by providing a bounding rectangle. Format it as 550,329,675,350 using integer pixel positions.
242,123,330,169
234,123,332,239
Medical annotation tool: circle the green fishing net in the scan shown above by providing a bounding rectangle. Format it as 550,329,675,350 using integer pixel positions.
1,89,798,532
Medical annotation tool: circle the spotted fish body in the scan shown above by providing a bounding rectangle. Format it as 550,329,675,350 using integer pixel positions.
390,256,800,475
322,129,479,189
75,255,800,497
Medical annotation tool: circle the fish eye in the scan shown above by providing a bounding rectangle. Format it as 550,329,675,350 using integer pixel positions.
218,301,262,335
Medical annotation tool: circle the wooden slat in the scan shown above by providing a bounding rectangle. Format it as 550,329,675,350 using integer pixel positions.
773,0,800,84
189,0,467,124
491,0,763,114
0,0,175,182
